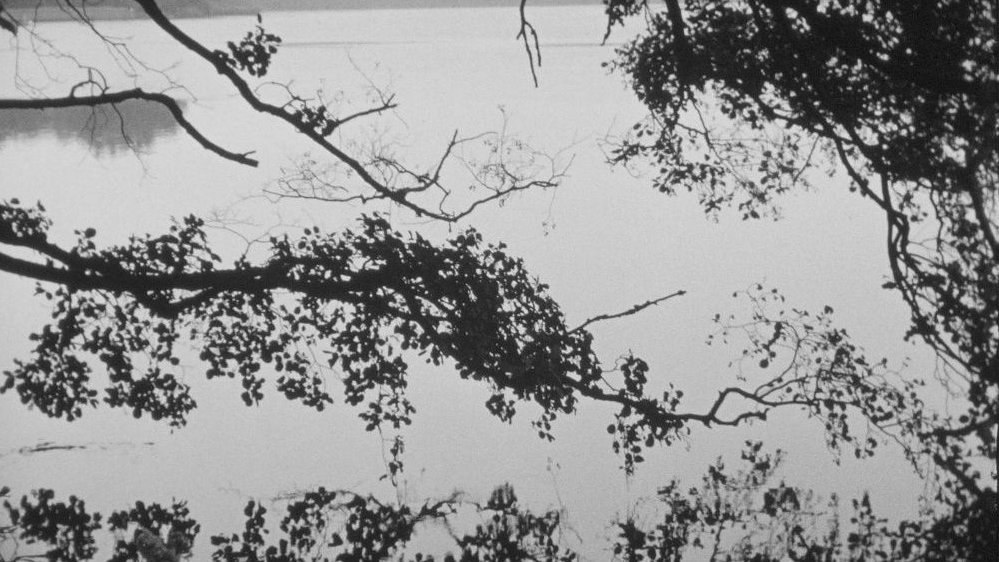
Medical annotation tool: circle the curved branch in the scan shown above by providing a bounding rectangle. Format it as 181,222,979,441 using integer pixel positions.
0,88,258,166
562,372,806,429
134,0,545,222
0,217,793,435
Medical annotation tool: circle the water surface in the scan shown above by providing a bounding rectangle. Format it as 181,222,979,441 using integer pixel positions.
0,6,930,560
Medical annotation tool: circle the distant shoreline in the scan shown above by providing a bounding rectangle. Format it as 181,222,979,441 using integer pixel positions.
4,0,603,22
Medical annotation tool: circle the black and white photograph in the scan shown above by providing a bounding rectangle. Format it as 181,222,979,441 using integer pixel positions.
0,1,995,560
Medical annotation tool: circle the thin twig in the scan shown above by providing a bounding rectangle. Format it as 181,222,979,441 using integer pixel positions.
570,290,686,333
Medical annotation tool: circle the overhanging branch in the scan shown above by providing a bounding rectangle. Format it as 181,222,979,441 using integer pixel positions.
132,0,557,222
0,88,258,166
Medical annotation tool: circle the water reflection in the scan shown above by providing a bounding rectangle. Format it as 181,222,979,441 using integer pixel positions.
0,98,182,155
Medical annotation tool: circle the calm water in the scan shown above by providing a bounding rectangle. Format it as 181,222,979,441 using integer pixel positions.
0,6,932,560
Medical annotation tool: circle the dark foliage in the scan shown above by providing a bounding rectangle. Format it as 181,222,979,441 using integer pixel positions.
603,0,997,403
4,195,851,473
1,487,101,561
0,202,585,431
612,441,998,561
216,14,281,77
601,0,997,557
0,484,578,562
455,484,576,562
0,485,197,562
1,0,995,559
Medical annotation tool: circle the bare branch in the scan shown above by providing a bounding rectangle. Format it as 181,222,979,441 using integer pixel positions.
570,290,686,333
266,115,568,222
517,0,542,87
333,93,398,129
0,88,258,166
130,0,557,222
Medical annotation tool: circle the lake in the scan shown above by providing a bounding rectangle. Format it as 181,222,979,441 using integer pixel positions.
0,5,932,560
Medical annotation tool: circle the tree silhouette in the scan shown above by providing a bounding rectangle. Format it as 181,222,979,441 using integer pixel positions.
612,441,997,561
600,0,996,558
0,1,781,559
0,0,995,560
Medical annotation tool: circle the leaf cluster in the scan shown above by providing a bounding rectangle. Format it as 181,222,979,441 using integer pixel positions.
215,14,282,77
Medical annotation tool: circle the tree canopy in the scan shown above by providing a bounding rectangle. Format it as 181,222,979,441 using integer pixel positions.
600,0,996,557
0,0,995,560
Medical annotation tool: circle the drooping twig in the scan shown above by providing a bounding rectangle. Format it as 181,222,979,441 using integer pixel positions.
517,0,541,87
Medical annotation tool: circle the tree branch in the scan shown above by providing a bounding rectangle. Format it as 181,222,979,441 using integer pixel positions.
132,0,552,222
570,290,686,333
517,0,541,87
0,88,258,166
